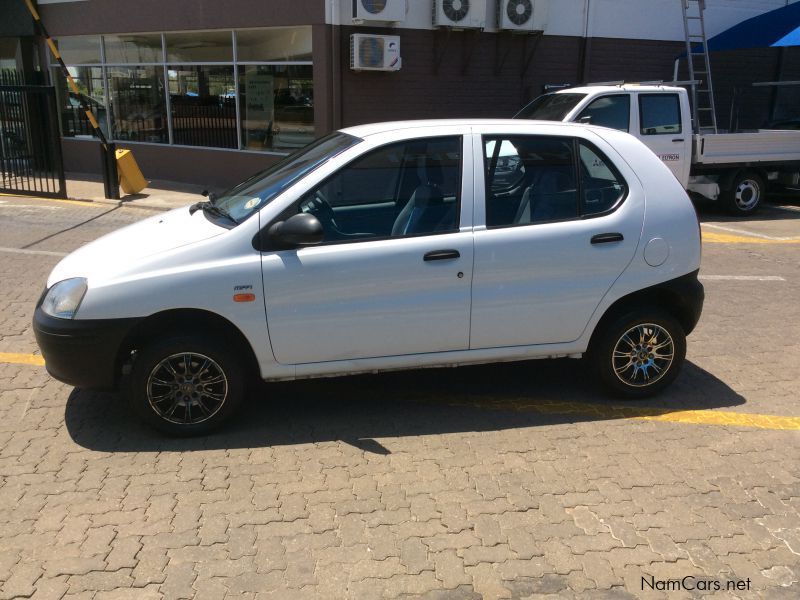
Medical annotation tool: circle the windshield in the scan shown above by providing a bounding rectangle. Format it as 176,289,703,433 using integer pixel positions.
212,132,361,224
514,93,587,121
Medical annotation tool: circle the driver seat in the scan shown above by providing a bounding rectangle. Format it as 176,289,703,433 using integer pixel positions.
391,184,451,236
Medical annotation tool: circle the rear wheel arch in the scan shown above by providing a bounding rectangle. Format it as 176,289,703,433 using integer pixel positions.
589,284,696,352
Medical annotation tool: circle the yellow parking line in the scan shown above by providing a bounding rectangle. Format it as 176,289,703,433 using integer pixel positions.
702,231,800,244
0,352,45,367
0,194,97,208
432,398,800,431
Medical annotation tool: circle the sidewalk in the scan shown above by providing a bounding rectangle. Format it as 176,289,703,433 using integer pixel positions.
66,172,208,211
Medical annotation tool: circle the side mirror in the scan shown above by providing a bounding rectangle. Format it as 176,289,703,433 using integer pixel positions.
267,213,324,248
579,116,592,124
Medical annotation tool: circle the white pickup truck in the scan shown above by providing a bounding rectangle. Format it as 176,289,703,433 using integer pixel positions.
516,85,800,215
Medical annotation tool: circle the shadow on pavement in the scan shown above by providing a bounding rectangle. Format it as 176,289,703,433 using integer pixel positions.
697,192,800,222
66,358,745,454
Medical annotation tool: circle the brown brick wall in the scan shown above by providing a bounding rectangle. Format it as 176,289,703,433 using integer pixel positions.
338,29,697,126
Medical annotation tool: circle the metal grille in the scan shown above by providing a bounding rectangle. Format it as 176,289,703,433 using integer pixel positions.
0,79,66,198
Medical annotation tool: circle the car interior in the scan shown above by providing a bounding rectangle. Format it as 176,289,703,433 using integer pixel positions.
298,137,461,242
485,136,626,228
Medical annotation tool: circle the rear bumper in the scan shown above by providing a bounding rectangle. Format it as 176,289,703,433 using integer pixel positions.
662,269,704,335
33,307,140,390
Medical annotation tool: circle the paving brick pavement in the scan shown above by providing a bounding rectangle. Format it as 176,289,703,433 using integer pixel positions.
0,196,798,599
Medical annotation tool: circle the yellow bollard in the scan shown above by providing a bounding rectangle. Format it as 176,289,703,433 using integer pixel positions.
115,149,148,195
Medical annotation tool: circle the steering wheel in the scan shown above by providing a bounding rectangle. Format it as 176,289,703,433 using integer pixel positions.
300,191,338,233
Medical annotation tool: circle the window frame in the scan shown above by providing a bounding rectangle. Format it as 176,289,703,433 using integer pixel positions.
638,93,682,136
481,134,629,230
263,135,465,249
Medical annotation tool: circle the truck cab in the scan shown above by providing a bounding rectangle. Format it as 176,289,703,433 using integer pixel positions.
516,84,800,215
517,85,693,187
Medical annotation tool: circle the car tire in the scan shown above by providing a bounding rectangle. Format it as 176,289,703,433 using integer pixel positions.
723,171,764,216
124,333,245,436
589,309,686,399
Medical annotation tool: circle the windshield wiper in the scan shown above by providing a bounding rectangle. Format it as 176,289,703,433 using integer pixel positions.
189,201,237,224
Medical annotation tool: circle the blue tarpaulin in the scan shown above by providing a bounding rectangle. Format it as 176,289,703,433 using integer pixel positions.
701,2,800,51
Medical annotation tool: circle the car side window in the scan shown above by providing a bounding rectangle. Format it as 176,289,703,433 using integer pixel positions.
576,95,630,132
294,136,462,244
639,94,682,135
484,136,578,227
579,142,627,215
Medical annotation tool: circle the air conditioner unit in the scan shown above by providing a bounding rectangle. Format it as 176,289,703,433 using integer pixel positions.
352,0,406,23
497,0,548,32
434,0,487,29
350,34,402,72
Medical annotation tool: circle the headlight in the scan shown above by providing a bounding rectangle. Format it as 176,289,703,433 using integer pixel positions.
41,278,88,319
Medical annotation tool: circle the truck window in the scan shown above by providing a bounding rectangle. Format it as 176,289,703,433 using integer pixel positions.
639,94,682,135
577,95,630,132
514,93,587,121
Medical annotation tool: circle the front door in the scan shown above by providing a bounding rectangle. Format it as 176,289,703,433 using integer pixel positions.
471,132,644,349
636,92,692,186
260,135,474,364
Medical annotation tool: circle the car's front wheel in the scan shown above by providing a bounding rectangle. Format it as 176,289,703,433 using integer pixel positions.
125,334,245,435
589,309,686,399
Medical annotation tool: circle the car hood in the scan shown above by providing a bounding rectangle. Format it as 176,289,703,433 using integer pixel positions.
47,206,226,287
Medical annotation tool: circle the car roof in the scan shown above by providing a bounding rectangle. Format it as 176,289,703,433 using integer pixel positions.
339,119,619,139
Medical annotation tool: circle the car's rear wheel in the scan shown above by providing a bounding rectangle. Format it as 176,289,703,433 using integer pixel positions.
589,309,686,399
125,334,245,435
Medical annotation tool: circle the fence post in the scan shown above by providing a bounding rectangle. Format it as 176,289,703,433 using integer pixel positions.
100,142,120,200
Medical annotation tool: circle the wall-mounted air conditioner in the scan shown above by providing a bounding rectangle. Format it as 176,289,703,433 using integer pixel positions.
433,0,487,30
352,0,406,24
350,34,402,71
497,0,548,33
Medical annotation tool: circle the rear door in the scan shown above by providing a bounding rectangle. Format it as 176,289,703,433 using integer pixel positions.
470,129,645,349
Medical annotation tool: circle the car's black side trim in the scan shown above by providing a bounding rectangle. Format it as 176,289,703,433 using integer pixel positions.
33,308,142,390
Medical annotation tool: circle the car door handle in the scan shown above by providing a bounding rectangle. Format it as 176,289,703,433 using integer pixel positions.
591,233,624,245
424,249,461,261
672,138,685,143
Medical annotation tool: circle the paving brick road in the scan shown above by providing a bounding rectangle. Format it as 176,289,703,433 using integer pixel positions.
0,195,798,599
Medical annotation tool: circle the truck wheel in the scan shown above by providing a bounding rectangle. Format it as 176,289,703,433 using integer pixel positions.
589,309,686,399
125,334,245,436
723,171,764,216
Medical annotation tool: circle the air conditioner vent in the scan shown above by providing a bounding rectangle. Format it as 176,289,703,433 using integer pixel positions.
434,0,486,29
497,0,547,32
352,0,406,23
350,34,402,72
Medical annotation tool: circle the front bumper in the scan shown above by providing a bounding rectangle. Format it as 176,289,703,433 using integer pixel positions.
33,307,140,390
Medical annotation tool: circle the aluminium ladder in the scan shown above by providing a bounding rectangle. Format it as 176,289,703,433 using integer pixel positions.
681,0,718,133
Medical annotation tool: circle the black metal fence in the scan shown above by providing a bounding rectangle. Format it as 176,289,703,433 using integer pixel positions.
0,76,66,198
171,99,237,149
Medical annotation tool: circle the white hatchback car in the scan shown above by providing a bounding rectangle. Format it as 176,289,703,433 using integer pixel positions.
34,120,703,435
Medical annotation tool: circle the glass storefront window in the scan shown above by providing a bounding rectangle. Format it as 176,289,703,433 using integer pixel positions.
239,65,314,151
108,66,168,144
236,27,312,62
54,36,101,64
169,65,236,148
165,31,233,63
104,34,163,64
51,28,312,153
53,66,109,139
